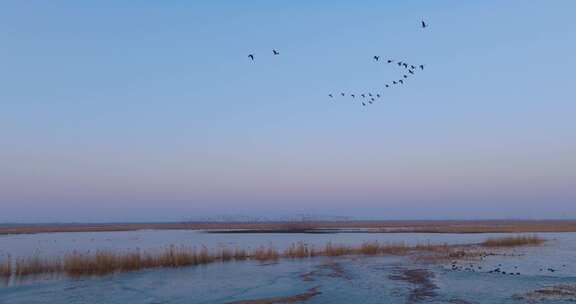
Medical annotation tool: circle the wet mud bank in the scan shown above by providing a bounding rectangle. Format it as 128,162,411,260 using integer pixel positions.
226,286,322,304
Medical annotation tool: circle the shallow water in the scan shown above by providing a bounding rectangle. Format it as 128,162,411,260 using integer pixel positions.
1,231,576,303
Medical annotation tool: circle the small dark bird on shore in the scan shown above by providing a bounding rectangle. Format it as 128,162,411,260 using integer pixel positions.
370,98,375,101
373,56,380,61
403,63,408,68
376,94,381,98
341,93,345,96
411,65,416,69
403,75,408,78
422,20,427,28
328,94,333,98
385,84,389,88
419,64,425,70
362,102,366,106
409,70,414,74
248,54,255,61
369,100,373,104
368,93,372,97
392,81,397,85
387,59,393,63
399,79,404,84
397,62,403,67
272,49,279,55
351,94,355,98
361,94,366,98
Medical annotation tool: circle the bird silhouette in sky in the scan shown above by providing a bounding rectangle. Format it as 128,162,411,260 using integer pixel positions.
272,49,279,55
248,54,254,61
319,19,431,108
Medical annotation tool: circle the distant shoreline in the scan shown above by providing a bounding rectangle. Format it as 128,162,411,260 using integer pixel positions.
2,220,576,235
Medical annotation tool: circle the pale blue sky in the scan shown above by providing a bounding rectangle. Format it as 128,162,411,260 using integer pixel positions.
1,1,575,222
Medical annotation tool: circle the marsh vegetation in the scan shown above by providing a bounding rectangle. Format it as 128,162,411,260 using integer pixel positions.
0,235,545,279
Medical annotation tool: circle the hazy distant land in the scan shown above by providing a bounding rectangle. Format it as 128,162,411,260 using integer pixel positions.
2,220,576,235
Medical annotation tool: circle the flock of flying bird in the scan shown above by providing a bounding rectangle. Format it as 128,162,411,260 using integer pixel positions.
328,58,426,107
329,20,429,107
247,20,429,108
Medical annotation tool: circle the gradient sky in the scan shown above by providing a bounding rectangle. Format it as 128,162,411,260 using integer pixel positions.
1,1,575,222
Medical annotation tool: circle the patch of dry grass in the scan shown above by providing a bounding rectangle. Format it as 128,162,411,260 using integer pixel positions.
284,242,315,258
63,246,214,276
252,246,280,261
0,256,11,278
15,255,61,276
481,235,546,247
5,239,524,278
322,242,353,256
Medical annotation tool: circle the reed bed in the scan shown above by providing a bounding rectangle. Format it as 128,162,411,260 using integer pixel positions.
252,246,280,261
15,255,61,276
0,256,11,278
481,235,546,247
284,242,316,258
2,237,540,278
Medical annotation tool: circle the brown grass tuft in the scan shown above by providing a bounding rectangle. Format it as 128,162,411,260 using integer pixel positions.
233,248,249,260
15,255,61,276
482,235,546,247
358,241,381,255
322,242,353,256
284,242,315,258
251,246,280,261
0,256,12,278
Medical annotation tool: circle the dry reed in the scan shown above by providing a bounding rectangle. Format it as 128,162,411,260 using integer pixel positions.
0,256,11,278
322,242,353,256
15,255,61,276
481,235,546,247
252,246,280,261
284,242,315,258
5,237,535,278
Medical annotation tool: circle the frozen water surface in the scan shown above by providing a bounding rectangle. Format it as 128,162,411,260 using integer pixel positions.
1,231,576,303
